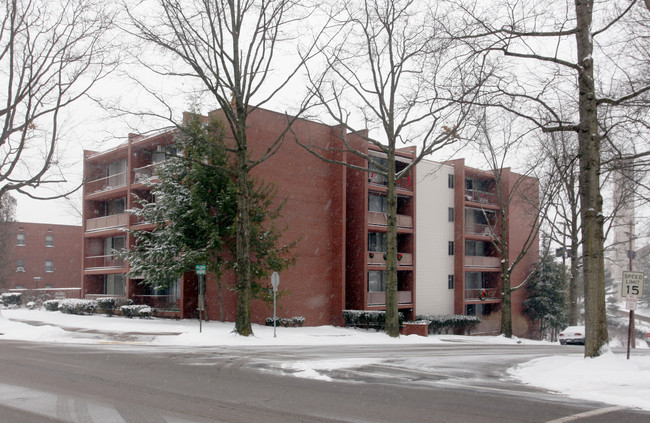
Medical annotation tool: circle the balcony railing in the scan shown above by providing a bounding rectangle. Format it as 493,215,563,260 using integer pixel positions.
131,295,180,310
368,212,413,229
465,256,501,268
367,291,413,306
465,189,498,205
85,172,128,195
465,223,497,237
85,255,125,270
86,213,129,232
368,175,413,191
133,164,156,184
367,252,413,266
464,287,500,301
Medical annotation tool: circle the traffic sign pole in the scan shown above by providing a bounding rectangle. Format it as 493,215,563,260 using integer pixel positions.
271,272,279,338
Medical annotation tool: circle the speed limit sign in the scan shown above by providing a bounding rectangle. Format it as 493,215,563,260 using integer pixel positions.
622,271,644,298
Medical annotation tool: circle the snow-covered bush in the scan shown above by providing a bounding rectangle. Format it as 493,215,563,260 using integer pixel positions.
96,297,117,317
416,314,481,335
265,316,305,327
59,299,97,315
1,292,21,306
43,300,60,311
291,316,305,327
26,301,37,310
342,310,404,330
121,304,153,318
265,317,280,326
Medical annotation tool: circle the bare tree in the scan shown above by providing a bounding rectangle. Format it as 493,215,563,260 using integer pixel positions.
453,0,650,357
125,0,324,336
0,192,16,290
475,111,552,337
0,0,115,199
298,0,487,336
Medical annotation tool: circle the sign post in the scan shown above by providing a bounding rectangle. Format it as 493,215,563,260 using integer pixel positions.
622,271,644,359
271,272,280,338
196,265,207,333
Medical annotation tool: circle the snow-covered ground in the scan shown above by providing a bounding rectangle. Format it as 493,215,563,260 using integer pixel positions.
2,307,650,411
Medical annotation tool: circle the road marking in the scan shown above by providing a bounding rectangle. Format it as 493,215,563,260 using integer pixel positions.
546,405,629,423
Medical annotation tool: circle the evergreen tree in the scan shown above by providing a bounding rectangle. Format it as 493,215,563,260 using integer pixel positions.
524,253,568,340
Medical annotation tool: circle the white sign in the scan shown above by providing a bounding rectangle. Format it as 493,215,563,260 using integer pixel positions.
271,272,280,291
626,296,637,311
622,271,644,299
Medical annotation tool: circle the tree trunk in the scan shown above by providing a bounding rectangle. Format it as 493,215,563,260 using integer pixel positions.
235,136,253,336
574,0,608,357
385,148,399,337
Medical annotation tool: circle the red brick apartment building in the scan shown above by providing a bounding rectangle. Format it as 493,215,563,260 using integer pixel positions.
82,108,537,336
3,222,81,292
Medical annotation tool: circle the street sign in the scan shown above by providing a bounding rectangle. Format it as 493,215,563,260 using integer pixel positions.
622,271,644,298
626,296,637,311
271,271,280,291
195,264,207,275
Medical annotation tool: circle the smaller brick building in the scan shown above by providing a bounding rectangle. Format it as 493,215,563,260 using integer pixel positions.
3,222,82,291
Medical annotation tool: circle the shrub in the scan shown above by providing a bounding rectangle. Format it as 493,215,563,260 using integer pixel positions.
26,301,37,310
43,300,60,311
291,316,305,327
265,317,280,326
342,310,404,331
416,314,481,335
265,316,305,327
1,292,21,306
59,299,97,315
96,297,117,317
121,304,152,318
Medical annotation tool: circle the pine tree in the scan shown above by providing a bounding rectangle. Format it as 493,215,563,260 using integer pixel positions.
524,253,568,340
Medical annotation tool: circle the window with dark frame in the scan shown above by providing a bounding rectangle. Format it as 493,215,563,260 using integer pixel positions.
448,241,454,255
448,275,454,289
448,174,454,188
448,207,454,222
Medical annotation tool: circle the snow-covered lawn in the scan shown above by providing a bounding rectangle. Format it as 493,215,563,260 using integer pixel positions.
2,307,650,411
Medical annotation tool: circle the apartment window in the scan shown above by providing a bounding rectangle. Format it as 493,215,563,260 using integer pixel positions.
45,260,54,273
448,275,454,289
465,240,490,256
448,241,454,255
45,284,53,289
105,197,126,215
16,233,25,246
45,234,54,247
368,270,386,292
368,194,387,213
104,235,126,255
368,156,388,185
448,174,454,188
448,207,454,222
368,232,387,252
16,260,25,272
105,274,126,296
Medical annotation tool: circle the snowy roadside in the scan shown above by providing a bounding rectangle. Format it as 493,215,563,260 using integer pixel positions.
2,307,650,412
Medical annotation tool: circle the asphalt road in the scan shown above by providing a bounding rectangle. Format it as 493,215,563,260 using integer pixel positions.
0,340,648,423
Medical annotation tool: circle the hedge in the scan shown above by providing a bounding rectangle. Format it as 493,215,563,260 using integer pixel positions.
1,292,21,306
415,314,481,335
265,316,305,327
59,299,98,315
43,300,60,311
121,304,153,318
342,310,405,330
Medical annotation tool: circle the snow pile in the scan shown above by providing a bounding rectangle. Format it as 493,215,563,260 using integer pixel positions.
509,352,650,411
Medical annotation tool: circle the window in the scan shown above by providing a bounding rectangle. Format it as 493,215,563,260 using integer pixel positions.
448,207,454,222
465,272,486,289
45,284,53,289
105,274,126,296
16,233,25,246
104,235,126,255
448,174,454,188
368,271,386,292
368,194,387,213
16,260,25,272
465,240,490,256
105,197,126,215
448,275,454,289
368,232,387,252
107,159,127,187
45,234,54,247
368,156,388,185
45,260,54,273
448,241,454,255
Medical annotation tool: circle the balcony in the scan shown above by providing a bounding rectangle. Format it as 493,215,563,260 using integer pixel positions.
367,252,413,267
465,256,501,268
465,189,498,205
465,223,497,237
368,175,413,192
367,291,413,306
464,287,500,302
86,213,129,232
85,255,126,270
86,172,127,195
368,212,413,229
133,164,156,185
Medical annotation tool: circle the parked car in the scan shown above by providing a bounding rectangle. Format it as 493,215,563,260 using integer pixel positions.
559,326,585,345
